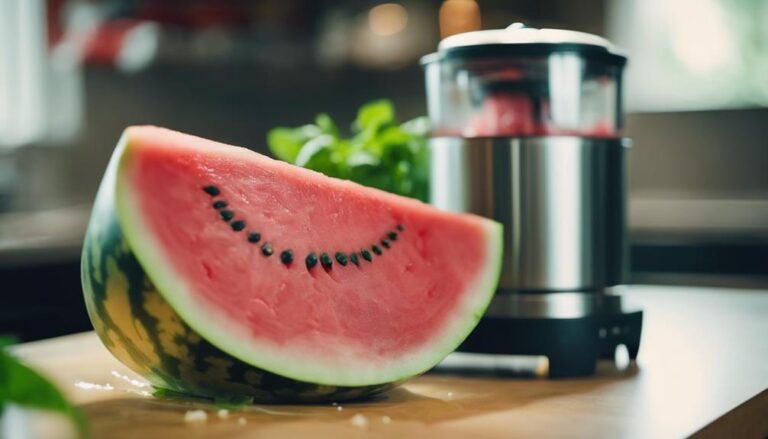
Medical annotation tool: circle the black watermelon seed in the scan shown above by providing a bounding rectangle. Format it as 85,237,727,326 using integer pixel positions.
349,252,359,266
261,243,273,256
372,245,382,255
361,249,372,262
203,185,220,196
396,224,404,231
320,252,333,269
247,232,261,243
231,220,246,231
387,231,398,241
381,239,391,249
212,200,228,209
220,210,234,221
280,250,294,265
306,252,318,270
335,252,348,266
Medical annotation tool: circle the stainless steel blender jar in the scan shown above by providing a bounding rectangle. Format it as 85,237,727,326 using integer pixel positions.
422,24,642,377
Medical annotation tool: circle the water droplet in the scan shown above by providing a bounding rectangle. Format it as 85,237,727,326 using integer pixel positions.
351,413,368,428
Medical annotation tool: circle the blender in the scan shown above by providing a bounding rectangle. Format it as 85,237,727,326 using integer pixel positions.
422,24,643,377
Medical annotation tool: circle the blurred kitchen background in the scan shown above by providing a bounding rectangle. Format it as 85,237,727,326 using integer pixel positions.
1,0,766,341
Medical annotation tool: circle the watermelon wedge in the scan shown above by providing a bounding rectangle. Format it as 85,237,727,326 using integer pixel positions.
81,126,502,402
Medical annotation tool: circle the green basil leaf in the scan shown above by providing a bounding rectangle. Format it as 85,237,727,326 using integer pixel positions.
268,100,430,202
295,134,336,172
346,151,380,168
315,113,338,137
267,124,323,163
354,99,395,133
347,165,394,193
401,116,431,136
377,126,412,148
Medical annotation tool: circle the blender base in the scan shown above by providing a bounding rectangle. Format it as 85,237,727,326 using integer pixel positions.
457,293,643,378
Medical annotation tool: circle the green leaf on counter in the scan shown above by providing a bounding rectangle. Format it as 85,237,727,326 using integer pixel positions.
152,387,254,409
213,395,255,410
267,99,430,202
0,339,87,437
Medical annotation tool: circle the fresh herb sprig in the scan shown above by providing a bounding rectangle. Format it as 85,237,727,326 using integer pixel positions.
153,387,254,409
0,337,87,437
267,99,430,202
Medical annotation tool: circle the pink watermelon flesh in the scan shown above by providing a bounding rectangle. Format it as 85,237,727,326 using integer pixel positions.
116,126,502,386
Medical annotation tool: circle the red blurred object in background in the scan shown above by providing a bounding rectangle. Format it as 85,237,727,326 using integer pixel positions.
468,92,617,138
83,19,145,66
137,0,249,28
467,92,535,136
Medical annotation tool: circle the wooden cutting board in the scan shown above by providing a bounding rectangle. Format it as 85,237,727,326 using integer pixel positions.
9,285,768,438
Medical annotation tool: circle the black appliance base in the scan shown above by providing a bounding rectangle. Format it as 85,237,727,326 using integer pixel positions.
457,309,643,378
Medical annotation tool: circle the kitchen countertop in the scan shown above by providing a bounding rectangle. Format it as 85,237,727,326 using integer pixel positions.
9,285,768,438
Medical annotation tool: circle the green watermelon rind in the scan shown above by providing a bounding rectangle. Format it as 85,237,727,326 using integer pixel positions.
113,127,504,387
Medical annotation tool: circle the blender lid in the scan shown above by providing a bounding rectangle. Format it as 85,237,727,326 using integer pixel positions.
425,23,626,66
